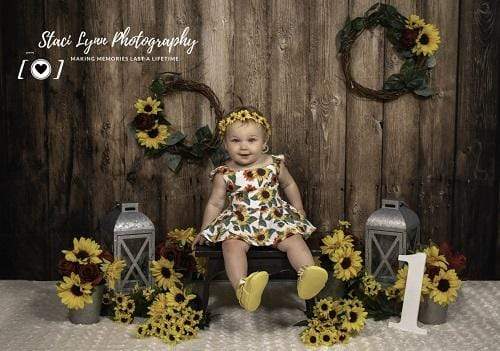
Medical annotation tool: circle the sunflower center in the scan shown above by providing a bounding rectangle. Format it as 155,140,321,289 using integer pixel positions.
262,190,270,198
339,334,346,341
329,310,337,319
341,257,352,269
144,104,153,112
321,304,328,311
76,250,89,260
71,285,83,296
437,279,450,292
349,312,358,323
147,128,159,138
419,34,429,45
161,267,171,278
323,335,330,342
309,335,317,343
175,293,185,303
257,168,266,176
169,335,175,341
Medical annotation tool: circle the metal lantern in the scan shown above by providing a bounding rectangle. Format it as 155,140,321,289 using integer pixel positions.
98,202,155,292
365,199,420,284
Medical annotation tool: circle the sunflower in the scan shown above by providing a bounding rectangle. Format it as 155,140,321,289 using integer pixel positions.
338,220,351,228
161,330,182,345
313,298,334,319
165,285,197,308
332,247,363,281
271,207,285,220
257,187,273,203
56,272,93,309
62,237,102,265
430,269,460,306
341,305,367,332
148,293,169,319
150,257,183,290
320,229,354,257
136,323,149,338
115,311,133,324
134,96,162,115
318,328,339,346
361,273,382,297
101,258,126,290
167,227,196,247
424,245,448,270
136,124,170,149
385,285,400,300
300,328,321,347
192,253,207,276
405,14,425,29
142,286,155,301
254,167,270,182
255,228,270,244
234,207,250,225
412,23,441,56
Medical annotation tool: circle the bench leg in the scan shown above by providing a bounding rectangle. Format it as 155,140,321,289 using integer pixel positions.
305,298,314,317
201,258,219,314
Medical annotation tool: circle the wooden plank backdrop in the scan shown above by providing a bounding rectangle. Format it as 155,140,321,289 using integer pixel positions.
0,0,498,280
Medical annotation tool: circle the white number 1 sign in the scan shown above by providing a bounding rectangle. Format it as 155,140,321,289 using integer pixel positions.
388,252,428,335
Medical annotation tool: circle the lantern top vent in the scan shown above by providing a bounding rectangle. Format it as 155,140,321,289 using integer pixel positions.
366,199,420,231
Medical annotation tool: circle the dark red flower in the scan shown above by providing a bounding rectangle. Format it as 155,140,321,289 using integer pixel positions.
156,242,181,264
133,113,156,131
400,28,419,49
438,241,467,274
57,258,78,277
78,263,103,286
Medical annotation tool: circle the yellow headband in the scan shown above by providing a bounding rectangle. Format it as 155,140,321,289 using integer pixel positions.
218,109,271,138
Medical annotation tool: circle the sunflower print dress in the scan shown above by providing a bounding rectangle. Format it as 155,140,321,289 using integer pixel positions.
200,154,317,247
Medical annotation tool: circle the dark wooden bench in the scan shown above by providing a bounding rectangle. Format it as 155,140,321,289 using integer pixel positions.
193,236,323,316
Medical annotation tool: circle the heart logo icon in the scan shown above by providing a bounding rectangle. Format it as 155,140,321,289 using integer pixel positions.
35,63,47,74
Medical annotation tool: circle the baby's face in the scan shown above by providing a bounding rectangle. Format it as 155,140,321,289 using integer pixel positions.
224,121,268,167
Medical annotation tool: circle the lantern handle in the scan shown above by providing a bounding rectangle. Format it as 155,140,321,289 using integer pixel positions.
382,199,408,210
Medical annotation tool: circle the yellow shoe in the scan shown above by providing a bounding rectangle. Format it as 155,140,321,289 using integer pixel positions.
236,271,269,312
297,265,328,299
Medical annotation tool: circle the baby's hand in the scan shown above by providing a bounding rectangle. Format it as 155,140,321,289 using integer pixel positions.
191,234,207,251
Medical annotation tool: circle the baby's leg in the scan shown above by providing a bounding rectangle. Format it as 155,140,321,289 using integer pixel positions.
222,239,250,292
275,234,315,271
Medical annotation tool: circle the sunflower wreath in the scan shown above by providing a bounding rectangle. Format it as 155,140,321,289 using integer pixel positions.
339,3,441,101
129,72,226,175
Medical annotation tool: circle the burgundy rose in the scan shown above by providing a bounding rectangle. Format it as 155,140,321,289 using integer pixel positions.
57,258,78,277
133,113,156,131
427,265,440,280
78,263,103,286
99,250,114,263
156,242,181,264
448,254,466,274
400,28,419,49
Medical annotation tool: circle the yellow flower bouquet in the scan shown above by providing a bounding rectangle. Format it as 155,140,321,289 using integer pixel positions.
56,237,126,310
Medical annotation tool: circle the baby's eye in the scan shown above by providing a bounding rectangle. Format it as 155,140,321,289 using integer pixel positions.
231,139,239,143
248,138,256,142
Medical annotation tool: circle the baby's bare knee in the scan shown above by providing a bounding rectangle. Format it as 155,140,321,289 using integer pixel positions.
222,239,250,253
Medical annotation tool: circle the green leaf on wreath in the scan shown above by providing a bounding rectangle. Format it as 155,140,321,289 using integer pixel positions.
166,131,186,146
150,78,166,95
210,146,227,167
352,17,365,31
195,125,213,142
383,74,405,91
401,50,414,58
293,319,309,327
414,86,435,97
406,76,426,90
165,152,182,173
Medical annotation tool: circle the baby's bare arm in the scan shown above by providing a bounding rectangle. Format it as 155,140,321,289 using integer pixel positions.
278,162,306,217
200,173,227,231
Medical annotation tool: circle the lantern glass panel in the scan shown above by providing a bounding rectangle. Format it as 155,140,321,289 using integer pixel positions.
116,234,152,291
370,231,402,284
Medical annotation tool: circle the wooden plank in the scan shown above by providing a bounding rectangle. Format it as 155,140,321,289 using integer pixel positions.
2,0,49,279
159,0,206,236
120,0,165,246
268,0,311,229
45,0,90,279
418,0,459,245
345,0,385,239
83,0,125,236
197,0,234,231
454,0,499,279
308,0,348,234
233,0,268,111
382,1,420,213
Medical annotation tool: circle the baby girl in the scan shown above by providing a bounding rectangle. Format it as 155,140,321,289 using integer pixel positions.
192,107,328,312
